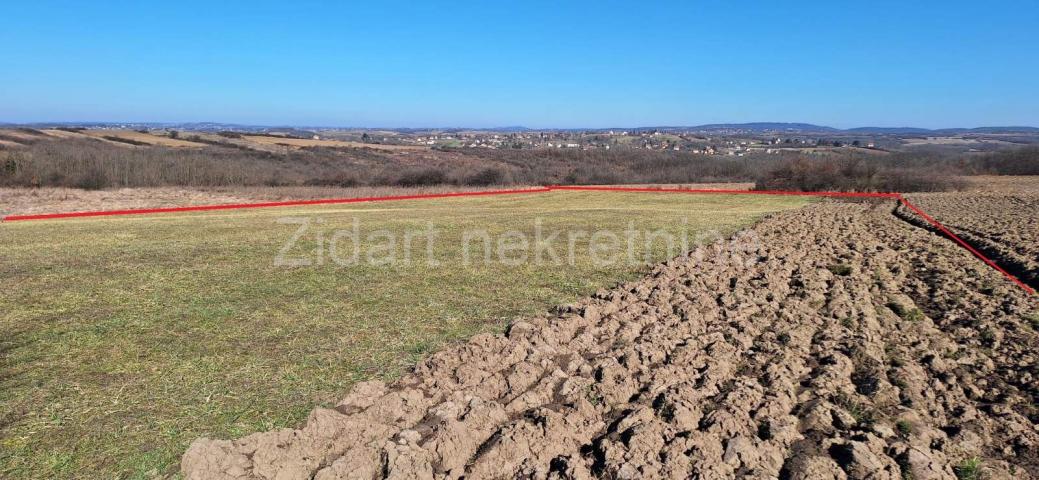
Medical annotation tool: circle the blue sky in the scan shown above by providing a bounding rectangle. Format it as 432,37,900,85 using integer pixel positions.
2,0,1037,128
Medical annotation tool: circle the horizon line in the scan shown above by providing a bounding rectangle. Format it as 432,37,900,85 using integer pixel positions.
3,120,1038,132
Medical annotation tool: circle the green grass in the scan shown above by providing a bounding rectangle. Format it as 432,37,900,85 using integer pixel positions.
1025,312,1039,331
954,456,983,480
0,191,807,478
887,301,924,322
827,264,852,276
896,419,913,437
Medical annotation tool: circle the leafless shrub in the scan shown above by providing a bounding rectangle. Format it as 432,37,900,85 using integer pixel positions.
755,157,964,192
304,172,360,187
395,168,451,187
101,135,150,146
0,139,274,188
973,146,1039,175
460,148,782,185
462,167,507,186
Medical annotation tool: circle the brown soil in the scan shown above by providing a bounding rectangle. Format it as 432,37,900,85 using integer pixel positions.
961,176,1039,194
903,192,1039,288
0,187,258,216
182,201,1039,480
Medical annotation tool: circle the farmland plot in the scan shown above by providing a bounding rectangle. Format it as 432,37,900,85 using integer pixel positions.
0,191,806,479
184,201,1039,480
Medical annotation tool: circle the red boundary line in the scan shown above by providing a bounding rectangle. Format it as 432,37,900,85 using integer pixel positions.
0,187,553,221
552,185,1033,295
547,184,901,198
896,196,1035,295
2,184,1033,295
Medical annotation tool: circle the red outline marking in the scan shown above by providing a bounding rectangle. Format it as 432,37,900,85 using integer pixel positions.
2,184,1033,295
547,184,901,198
897,196,1035,295
0,187,552,221
552,185,1032,294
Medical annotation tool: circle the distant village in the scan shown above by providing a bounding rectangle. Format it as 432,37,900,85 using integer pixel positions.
13,122,1030,156
388,129,885,156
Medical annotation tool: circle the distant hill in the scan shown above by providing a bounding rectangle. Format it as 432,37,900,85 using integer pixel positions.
685,122,840,133
848,126,1039,135
682,124,1039,135
957,126,1039,134
845,127,934,134
588,123,1039,134
487,126,534,132
3,121,1036,135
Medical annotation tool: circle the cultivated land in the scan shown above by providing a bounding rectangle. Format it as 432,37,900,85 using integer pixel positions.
183,200,1039,480
902,192,1039,288
0,191,808,479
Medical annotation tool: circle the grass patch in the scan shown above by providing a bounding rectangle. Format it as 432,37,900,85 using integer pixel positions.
835,393,877,429
0,191,807,478
827,264,852,276
980,328,997,346
1025,312,1039,331
887,301,924,322
954,456,982,480
896,420,913,437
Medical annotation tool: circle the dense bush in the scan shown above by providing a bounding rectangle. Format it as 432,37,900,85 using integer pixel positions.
974,147,1039,175
463,167,506,186
394,168,450,187
102,135,150,146
460,148,784,185
755,157,965,192
304,172,360,187
0,140,292,188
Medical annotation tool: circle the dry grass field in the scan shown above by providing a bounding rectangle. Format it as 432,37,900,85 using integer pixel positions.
37,129,86,139
0,130,48,142
79,130,209,148
37,129,209,148
962,175,1039,193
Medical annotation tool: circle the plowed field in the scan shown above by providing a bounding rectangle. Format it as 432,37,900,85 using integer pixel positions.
903,193,1039,289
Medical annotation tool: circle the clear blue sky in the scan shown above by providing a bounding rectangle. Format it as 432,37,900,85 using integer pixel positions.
3,0,1037,128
